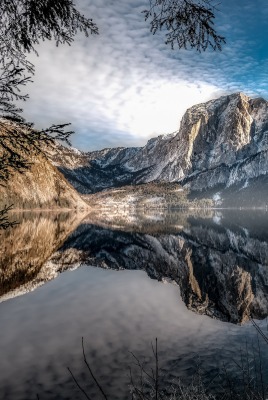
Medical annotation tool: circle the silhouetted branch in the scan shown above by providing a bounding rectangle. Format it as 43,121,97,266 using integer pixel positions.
250,318,268,345
0,118,73,182
67,367,93,400
0,60,32,104
0,0,97,185
82,337,109,400
0,0,98,122
129,338,168,400
143,0,225,51
0,0,98,69
129,366,151,400
0,0,98,227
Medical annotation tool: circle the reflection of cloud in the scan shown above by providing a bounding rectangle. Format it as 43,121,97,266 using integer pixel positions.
19,0,268,150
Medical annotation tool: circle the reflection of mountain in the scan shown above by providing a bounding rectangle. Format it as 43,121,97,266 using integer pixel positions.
0,212,87,301
178,212,268,324
49,211,268,324
2,211,268,324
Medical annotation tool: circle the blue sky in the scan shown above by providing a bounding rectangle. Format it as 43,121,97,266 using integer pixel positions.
21,0,268,151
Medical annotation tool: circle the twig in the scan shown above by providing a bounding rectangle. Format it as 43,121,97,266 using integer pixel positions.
257,335,265,400
82,337,109,400
67,367,92,400
129,351,155,383
129,366,151,400
154,338,159,400
250,318,268,345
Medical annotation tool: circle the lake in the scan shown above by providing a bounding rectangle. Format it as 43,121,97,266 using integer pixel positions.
1,209,268,399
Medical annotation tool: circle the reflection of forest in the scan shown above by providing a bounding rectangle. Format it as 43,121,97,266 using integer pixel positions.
0,212,86,299
2,210,268,325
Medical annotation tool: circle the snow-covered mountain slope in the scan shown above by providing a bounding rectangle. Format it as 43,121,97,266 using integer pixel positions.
50,93,268,205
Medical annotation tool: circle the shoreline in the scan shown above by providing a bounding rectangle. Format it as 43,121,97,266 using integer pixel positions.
7,206,268,212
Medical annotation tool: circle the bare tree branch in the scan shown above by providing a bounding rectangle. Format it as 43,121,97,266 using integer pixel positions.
82,337,109,400
67,367,93,400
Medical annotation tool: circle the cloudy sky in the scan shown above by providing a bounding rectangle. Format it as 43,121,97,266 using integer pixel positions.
21,0,268,151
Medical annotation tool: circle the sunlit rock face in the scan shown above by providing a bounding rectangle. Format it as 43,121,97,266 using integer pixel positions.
50,93,268,205
0,154,88,210
0,120,88,210
45,211,268,324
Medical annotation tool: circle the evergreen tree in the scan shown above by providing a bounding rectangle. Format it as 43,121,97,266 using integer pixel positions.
144,0,225,51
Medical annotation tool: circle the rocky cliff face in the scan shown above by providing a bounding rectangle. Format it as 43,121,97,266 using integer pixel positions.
0,153,89,209
50,93,268,205
0,120,88,210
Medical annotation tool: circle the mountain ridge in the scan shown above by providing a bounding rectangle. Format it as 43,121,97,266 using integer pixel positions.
50,92,268,206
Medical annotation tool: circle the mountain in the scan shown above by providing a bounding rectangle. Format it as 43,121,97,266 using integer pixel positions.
50,93,268,206
0,120,88,210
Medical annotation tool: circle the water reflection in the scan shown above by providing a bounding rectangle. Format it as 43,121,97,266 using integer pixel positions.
48,209,268,324
1,209,268,399
1,210,268,323
0,211,87,300
1,267,253,400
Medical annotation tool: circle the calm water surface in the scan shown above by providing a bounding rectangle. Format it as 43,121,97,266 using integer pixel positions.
1,210,268,399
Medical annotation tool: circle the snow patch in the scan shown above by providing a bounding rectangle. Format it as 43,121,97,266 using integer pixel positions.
213,193,222,201
213,214,222,225
242,227,249,237
70,147,81,155
241,180,249,189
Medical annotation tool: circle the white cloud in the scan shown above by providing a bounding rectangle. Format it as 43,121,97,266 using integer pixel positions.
18,0,268,150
